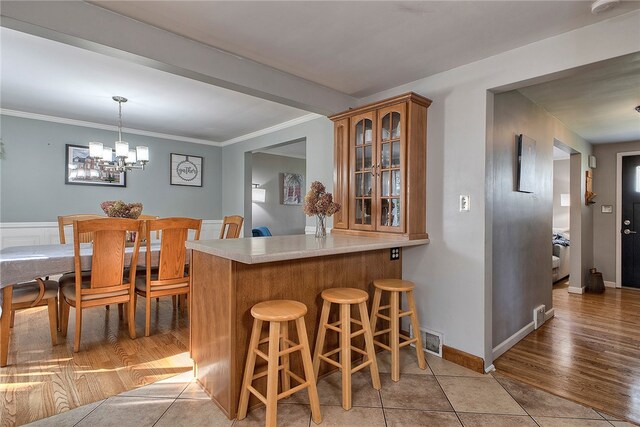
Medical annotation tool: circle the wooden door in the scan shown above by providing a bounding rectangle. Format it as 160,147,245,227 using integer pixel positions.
376,103,406,233
350,112,376,231
621,155,640,287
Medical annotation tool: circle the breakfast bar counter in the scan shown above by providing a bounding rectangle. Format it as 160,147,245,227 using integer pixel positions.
186,234,428,419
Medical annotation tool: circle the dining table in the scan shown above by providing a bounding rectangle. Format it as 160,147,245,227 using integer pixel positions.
0,242,162,367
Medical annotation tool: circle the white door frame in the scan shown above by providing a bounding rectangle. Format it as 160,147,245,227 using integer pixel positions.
615,150,640,288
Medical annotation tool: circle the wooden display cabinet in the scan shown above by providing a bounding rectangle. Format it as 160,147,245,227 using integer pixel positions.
329,92,431,240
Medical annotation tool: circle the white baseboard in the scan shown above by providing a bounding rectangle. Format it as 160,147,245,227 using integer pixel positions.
0,220,223,249
567,286,585,294
492,321,534,360
604,280,616,288
484,364,496,374
492,307,555,360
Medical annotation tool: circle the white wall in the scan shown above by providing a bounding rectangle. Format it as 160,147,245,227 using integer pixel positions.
553,159,570,230
251,153,306,235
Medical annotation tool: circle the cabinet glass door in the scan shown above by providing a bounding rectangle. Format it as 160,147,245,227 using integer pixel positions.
351,113,376,230
377,104,405,232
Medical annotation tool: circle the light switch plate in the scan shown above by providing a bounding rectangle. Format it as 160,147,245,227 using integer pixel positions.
459,195,470,212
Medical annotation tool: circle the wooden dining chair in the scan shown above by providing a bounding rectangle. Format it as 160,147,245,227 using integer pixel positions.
59,218,142,352
138,214,160,241
4,278,59,348
57,214,104,244
219,215,243,239
135,217,202,336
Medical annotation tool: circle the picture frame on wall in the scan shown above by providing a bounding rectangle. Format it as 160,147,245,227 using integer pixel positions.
516,134,536,193
282,172,304,205
65,144,126,187
170,153,203,187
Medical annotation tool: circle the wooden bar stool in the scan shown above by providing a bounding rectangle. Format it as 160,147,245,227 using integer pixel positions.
237,300,321,427
370,279,426,381
312,288,381,410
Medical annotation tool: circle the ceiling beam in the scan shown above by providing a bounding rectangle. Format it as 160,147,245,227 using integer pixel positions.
0,1,357,116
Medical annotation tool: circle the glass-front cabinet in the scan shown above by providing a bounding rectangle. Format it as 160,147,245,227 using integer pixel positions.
331,92,430,240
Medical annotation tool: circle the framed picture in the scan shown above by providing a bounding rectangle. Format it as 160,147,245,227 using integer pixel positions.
65,144,126,187
516,134,536,193
171,153,203,187
282,172,304,205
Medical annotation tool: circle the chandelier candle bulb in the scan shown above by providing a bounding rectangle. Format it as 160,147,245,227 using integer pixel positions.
89,142,104,158
136,146,149,162
102,147,113,162
126,149,137,164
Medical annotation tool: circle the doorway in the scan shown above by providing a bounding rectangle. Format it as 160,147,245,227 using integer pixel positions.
618,153,640,288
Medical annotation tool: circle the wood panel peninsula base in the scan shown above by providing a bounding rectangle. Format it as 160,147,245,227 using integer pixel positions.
187,235,428,419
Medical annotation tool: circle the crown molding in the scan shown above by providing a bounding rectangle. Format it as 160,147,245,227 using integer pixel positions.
0,109,223,147
221,113,322,146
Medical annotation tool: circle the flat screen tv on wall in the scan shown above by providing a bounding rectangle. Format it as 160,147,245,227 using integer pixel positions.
516,134,536,193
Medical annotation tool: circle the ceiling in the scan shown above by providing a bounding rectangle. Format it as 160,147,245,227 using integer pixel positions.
0,27,310,143
1,2,638,145
92,1,640,97
519,52,640,144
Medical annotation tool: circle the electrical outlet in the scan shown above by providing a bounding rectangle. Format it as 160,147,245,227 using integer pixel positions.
460,195,470,212
390,247,400,260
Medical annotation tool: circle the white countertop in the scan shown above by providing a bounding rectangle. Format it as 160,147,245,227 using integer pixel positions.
185,234,429,264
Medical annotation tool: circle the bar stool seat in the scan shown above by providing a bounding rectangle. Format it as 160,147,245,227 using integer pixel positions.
238,299,321,427
313,287,380,410
371,279,427,382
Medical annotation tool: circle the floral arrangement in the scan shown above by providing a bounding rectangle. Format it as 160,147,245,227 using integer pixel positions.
100,200,143,219
303,181,340,238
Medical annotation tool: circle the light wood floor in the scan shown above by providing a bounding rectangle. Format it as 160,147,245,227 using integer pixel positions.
495,280,640,425
0,298,191,426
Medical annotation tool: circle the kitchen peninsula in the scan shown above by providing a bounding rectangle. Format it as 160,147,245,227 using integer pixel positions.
186,234,428,419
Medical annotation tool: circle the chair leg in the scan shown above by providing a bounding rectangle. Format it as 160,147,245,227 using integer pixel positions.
61,299,70,338
47,298,58,346
370,288,382,334
237,319,263,420
265,321,281,427
128,298,136,339
312,299,331,379
340,303,352,410
10,311,15,328
280,321,290,393
1,286,14,367
172,296,177,310
407,290,426,370
296,317,322,425
73,306,82,353
145,296,151,337
390,291,400,382
358,301,381,390
118,303,124,320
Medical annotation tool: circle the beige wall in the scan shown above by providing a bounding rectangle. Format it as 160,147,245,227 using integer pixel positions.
592,141,640,283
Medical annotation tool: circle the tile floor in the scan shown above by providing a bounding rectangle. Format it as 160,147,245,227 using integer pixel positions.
26,349,637,426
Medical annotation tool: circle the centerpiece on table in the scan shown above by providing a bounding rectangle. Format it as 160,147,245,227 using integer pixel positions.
100,200,143,242
303,181,341,238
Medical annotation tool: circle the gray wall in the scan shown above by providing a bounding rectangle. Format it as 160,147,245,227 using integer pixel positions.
0,115,222,221
251,152,306,235
221,117,333,236
553,159,570,230
592,140,640,282
491,90,592,348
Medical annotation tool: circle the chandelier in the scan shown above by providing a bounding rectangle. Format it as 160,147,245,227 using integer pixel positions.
88,96,149,173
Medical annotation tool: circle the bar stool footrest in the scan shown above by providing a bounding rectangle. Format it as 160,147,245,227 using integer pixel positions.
319,354,343,369
277,382,309,400
373,340,391,351
351,359,373,374
247,385,267,405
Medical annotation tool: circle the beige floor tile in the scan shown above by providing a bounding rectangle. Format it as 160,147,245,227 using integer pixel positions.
319,405,385,427
426,353,488,378
25,400,105,427
533,416,613,426
234,402,312,426
437,377,525,415
384,408,462,426
380,374,453,411
286,370,381,407
118,380,189,398
178,381,210,400
457,413,538,426
377,347,433,376
494,374,602,419
155,399,233,427
75,396,174,427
